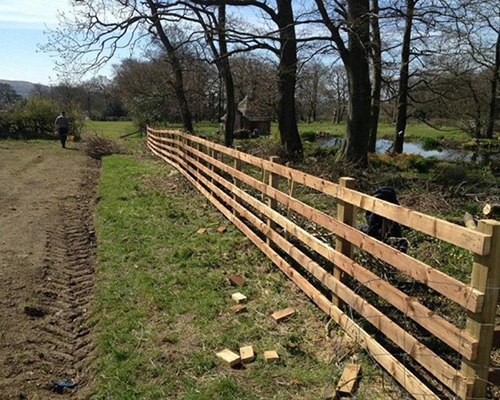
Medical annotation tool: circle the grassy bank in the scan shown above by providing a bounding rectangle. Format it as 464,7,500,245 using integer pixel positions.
92,153,402,399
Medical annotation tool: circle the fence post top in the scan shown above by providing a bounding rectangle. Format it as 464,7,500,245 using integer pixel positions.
339,176,355,182
478,219,500,227
476,220,500,236
339,177,355,187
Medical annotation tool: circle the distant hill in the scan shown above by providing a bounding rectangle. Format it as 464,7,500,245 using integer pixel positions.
0,79,49,98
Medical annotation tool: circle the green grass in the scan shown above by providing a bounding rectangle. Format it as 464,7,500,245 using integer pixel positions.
92,153,400,399
85,119,470,144
85,120,137,138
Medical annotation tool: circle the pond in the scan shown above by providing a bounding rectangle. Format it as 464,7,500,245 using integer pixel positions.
319,137,500,164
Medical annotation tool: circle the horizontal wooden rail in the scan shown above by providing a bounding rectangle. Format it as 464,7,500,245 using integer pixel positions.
149,135,478,361
147,138,441,400
150,133,484,313
148,138,469,395
149,128,491,256
147,129,500,399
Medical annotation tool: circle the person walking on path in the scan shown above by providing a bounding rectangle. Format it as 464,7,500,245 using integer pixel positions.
54,111,69,148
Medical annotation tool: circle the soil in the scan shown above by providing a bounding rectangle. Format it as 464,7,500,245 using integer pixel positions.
0,140,99,399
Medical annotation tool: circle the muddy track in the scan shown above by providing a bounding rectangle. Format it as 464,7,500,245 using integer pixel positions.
0,147,99,400
35,162,99,399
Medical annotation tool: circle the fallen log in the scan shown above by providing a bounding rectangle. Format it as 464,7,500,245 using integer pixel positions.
119,130,140,139
483,203,500,217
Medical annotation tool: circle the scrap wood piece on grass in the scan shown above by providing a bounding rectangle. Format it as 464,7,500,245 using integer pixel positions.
197,228,207,234
271,307,295,322
229,304,247,314
263,350,279,362
231,292,247,303
323,386,337,400
239,346,255,363
463,212,477,230
336,364,361,396
227,273,245,286
216,348,241,367
217,226,227,233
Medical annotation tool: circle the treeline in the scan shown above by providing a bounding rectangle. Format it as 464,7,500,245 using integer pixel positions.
0,79,122,138
42,0,499,164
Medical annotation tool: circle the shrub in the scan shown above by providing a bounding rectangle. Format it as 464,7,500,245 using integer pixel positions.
0,97,84,139
421,137,441,151
435,162,467,185
300,131,317,142
21,97,59,137
407,156,436,173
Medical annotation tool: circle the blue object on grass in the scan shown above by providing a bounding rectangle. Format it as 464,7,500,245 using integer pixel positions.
52,380,77,389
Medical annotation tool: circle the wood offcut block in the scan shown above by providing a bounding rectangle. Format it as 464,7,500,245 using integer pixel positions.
239,346,255,363
216,348,241,367
231,292,247,303
271,307,295,322
197,228,207,234
229,304,247,314
336,364,361,396
263,350,279,362
217,226,227,233
323,387,337,400
227,274,245,287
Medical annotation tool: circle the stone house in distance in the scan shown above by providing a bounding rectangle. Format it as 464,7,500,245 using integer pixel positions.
221,96,272,137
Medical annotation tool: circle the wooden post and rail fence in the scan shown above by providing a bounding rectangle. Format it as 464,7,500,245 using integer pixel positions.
147,127,500,399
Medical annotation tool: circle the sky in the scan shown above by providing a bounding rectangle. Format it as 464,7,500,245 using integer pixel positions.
0,0,122,85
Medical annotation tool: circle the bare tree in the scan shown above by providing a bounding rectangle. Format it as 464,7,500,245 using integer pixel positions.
191,0,303,158
43,0,194,132
178,2,236,145
297,62,324,123
369,0,382,152
392,0,417,154
315,0,372,166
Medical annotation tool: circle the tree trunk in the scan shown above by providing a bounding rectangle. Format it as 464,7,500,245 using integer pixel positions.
277,0,303,159
148,0,194,133
368,0,382,153
336,0,372,166
392,0,415,154
486,23,500,139
218,5,235,147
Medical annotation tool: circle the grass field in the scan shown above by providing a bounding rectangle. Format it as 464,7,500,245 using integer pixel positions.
91,147,403,399
85,120,138,138
84,120,470,142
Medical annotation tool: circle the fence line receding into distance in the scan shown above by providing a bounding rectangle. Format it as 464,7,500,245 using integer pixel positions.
147,127,500,400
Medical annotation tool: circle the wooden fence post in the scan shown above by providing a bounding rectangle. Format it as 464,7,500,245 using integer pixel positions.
233,146,242,215
285,162,296,240
181,133,187,164
206,146,215,184
192,141,199,180
266,156,279,246
165,132,175,155
333,177,356,308
460,220,500,399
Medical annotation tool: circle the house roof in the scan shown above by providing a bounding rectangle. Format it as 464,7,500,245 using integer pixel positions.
221,95,272,122
237,96,272,121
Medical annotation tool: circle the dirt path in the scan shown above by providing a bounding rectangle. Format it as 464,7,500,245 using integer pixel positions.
0,141,99,399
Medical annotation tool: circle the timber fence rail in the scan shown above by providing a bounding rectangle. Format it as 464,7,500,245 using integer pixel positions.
147,127,500,399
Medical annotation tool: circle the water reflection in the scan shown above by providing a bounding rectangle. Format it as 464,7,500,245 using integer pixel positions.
319,137,500,164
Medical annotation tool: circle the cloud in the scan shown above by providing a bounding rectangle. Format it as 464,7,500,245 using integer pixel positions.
0,0,70,27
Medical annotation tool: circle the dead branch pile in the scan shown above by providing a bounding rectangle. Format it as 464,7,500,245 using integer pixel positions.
84,134,120,160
